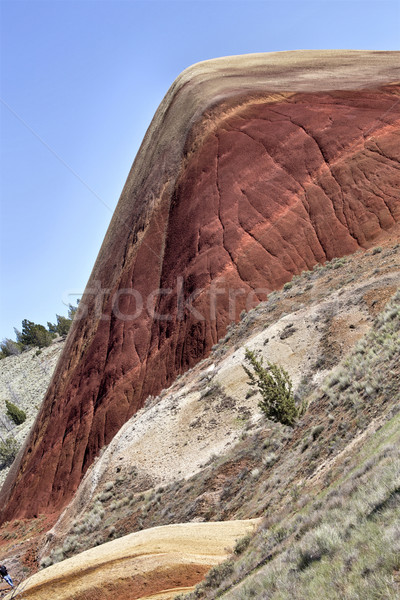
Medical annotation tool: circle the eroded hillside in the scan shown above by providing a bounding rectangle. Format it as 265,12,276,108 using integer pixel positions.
0,239,398,597
1,51,399,525
1,245,398,600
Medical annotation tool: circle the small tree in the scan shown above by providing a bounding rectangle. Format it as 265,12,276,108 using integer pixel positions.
5,400,27,425
243,348,299,426
14,319,53,349
48,302,78,337
47,314,72,337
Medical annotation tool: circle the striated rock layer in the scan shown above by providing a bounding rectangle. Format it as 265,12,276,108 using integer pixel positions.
1,51,400,522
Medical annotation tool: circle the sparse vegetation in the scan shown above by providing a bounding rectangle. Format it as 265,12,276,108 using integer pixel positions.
1,302,79,359
234,532,252,555
177,290,400,600
322,289,400,415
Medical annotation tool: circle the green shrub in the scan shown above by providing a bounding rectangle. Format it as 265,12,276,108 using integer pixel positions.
243,349,299,426
333,258,347,269
234,532,253,555
0,436,20,469
203,559,235,589
5,400,27,425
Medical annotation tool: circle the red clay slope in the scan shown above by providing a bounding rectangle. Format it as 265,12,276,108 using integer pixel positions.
1,51,399,523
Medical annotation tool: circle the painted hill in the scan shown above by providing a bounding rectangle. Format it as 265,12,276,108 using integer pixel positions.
3,520,259,600
1,50,399,524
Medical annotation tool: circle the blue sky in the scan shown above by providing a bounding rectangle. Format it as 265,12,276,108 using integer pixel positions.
0,0,399,339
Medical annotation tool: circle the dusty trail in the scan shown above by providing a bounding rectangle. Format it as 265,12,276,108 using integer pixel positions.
6,520,260,600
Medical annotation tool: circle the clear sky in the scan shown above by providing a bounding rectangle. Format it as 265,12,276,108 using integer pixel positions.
0,0,399,339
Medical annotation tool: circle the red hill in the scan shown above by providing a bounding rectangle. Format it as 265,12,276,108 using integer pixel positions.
1,50,399,523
